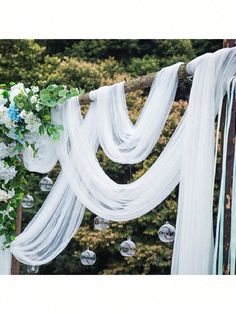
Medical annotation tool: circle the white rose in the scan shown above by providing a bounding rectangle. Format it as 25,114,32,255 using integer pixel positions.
9,83,26,103
20,109,27,119
0,142,8,159
0,161,17,183
7,142,18,158
0,105,14,128
23,111,42,133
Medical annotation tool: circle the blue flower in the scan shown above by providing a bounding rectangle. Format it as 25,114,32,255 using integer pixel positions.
7,104,21,122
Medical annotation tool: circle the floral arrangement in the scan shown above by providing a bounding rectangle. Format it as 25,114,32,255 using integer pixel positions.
0,82,83,246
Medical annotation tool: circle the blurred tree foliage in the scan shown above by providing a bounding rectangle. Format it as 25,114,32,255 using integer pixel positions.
0,39,222,274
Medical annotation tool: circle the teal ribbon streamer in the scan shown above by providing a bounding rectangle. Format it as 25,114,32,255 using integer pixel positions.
213,77,236,274
230,79,236,274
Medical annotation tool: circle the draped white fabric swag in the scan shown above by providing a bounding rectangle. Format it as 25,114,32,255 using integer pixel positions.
5,48,236,275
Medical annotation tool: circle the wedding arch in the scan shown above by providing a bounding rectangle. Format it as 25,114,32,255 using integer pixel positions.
0,45,236,275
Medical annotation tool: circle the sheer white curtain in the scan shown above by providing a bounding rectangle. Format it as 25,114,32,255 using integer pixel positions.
6,47,236,275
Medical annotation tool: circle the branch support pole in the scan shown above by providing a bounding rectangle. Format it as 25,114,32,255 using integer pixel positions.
79,63,187,105
222,39,236,274
11,206,22,275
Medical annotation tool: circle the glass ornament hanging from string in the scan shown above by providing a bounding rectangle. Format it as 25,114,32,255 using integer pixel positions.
39,176,53,192
94,216,110,230
22,194,34,209
158,221,175,243
120,237,136,257
27,265,39,274
80,248,96,266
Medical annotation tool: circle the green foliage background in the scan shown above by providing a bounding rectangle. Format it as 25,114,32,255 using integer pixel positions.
0,39,222,274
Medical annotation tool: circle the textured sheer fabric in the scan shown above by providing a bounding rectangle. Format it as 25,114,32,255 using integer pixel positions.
7,48,236,275
94,62,182,163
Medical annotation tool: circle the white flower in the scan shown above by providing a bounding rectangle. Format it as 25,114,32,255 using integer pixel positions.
19,109,27,119
7,142,18,158
24,132,40,144
0,142,9,159
25,88,30,94
0,95,7,106
7,128,17,140
0,89,8,106
31,86,39,94
30,95,38,104
21,111,41,133
35,103,41,112
0,160,17,183
9,83,26,103
0,188,15,202
0,105,14,128
0,142,18,159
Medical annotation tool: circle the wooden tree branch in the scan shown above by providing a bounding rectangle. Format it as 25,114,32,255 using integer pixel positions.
79,63,187,105
11,206,22,275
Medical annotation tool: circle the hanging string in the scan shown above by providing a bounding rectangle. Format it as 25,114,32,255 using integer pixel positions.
230,126,236,274
229,78,236,274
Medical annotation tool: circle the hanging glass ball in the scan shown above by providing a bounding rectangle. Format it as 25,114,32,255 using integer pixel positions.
39,176,53,192
120,237,136,257
22,194,34,209
27,265,39,274
158,221,175,243
80,248,96,266
94,216,110,230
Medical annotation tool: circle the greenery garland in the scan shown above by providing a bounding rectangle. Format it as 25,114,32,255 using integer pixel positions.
0,82,84,246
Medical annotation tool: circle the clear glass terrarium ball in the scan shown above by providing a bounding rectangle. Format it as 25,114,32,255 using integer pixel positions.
94,216,110,230
27,265,39,274
119,237,136,257
158,221,175,243
39,176,53,192
80,249,96,266
22,194,34,209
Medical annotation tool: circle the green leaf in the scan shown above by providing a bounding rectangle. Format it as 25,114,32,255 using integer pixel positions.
40,94,50,102
16,101,24,109
2,90,8,98
46,85,56,91
55,124,64,131
57,97,67,104
43,114,51,122
58,90,68,97
39,124,47,135
70,87,80,96
45,100,57,107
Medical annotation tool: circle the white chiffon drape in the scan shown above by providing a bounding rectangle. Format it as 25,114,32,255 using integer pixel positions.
5,47,236,275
